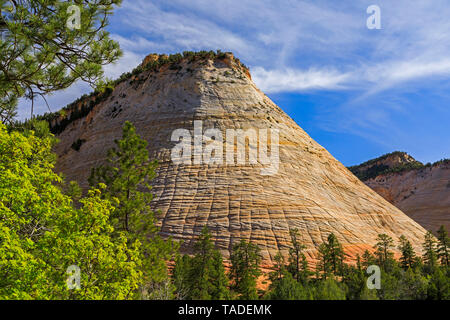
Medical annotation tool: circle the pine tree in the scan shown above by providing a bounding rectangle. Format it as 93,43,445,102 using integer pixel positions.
422,231,438,272
287,228,310,284
172,255,192,300
318,243,331,279
398,268,428,300
318,233,345,278
230,240,262,300
436,225,450,266
361,250,376,268
313,277,347,300
427,267,450,300
374,234,395,271
267,272,311,300
89,121,178,298
210,250,231,300
341,263,379,300
377,270,400,300
187,227,230,300
269,252,286,283
0,1,123,122
398,235,417,270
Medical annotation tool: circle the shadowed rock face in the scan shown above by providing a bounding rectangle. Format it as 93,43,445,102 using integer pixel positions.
53,53,427,265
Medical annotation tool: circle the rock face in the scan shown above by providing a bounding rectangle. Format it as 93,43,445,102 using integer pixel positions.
350,152,450,233
52,53,427,265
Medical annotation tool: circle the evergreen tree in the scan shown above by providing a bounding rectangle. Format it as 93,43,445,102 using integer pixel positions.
341,264,378,300
287,228,310,284
0,0,122,122
436,225,450,266
267,272,311,300
427,267,450,300
398,235,417,270
422,231,438,273
313,277,347,300
374,234,395,271
358,286,380,300
209,250,231,300
398,268,428,300
89,121,178,298
318,233,345,278
341,264,363,300
172,254,192,300
269,252,286,284
377,270,400,300
187,227,230,300
230,240,262,300
361,250,376,268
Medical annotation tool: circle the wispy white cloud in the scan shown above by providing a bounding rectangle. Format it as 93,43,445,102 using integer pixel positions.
111,0,450,95
117,0,253,57
15,0,450,162
252,67,351,93
362,59,450,92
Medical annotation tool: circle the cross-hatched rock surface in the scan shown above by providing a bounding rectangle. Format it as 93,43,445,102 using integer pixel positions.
53,53,427,265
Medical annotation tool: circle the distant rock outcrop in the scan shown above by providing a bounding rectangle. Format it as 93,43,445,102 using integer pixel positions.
50,52,427,265
349,152,450,233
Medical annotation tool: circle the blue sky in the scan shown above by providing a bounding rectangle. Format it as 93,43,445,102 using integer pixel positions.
18,0,450,166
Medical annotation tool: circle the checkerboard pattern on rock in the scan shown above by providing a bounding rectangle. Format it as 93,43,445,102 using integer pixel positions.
53,53,427,265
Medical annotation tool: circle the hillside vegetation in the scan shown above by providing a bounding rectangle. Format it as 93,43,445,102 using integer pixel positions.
348,151,449,181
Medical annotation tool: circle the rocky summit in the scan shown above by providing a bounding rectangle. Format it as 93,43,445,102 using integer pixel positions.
50,52,427,265
350,152,450,233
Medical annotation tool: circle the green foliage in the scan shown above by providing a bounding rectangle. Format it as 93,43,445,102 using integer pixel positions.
287,228,311,284
348,151,417,180
1,124,449,301
0,0,123,122
437,225,450,266
230,240,262,300
427,267,450,300
138,50,247,76
377,269,401,300
89,121,156,232
267,230,449,301
88,121,178,298
312,277,347,300
398,235,418,270
361,249,377,268
348,151,449,181
173,227,230,300
341,263,378,300
0,123,145,299
352,162,425,181
374,234,396,271
318,233,345,278
65,180,82,203
266,272,312,300
269,252,286,284
423,231,438,273
397,268,428,300
172,254,192,300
